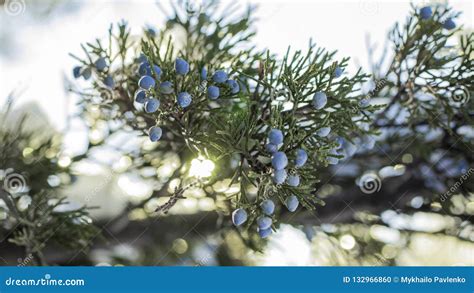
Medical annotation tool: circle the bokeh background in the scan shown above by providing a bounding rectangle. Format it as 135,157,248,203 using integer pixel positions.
1,0,473,266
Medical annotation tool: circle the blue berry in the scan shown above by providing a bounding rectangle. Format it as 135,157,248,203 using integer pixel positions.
226,79,240,94
257,216,272,230
177,92,192,108
81,68,91,80
272,169,287,184
145,98,160,113
260,200,275,215
420,6,432,19
146,27,156,36
104,75,115,88
258,227,272,238
175,58,189,75
295,149,308,168
312,92,327,110
149,126,162,142
73,66,82,78
443,18,456,30
138,62,151,76
201,67,207,80
285,195,299,212
213,70,228,83
271,151,288,170
287,174,300,187
208,86,220,100
137,54,147,63
152,65,162,78
334,67,343,78
139,75,156,90
159,81,174,94
268,129,284,145
95,57,107,71
317,126,331,137
134,90,147,104
265,143,278,154
232,208,247,226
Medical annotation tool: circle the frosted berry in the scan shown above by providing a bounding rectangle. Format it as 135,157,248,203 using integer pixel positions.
420,6,432,19
104,75,115,88
139,75,156,90
177,92,192,108
265,143,278,154
271,151,288,170
145,98,160,113
213,70,228,83
287,174,300,187
232,208,247,226
137,54,147,63
312,92,327,110
73,66,82,78
201,67,207,80
226,79,240,94
160,81,174,94
443,18,456,30
138,62,150,76
257,216,272,230
272,169,287,185
285,195,299,212
317,126,331,137
134,90,147,104
175,58,189,75
258,227,272,238
334,67,343,78
208,86,220,100
95,57,107,71
295,149,308,168
268,129,284,145
81,68,91,80
260,200,275,216
149,126,162,142
152,65,162,78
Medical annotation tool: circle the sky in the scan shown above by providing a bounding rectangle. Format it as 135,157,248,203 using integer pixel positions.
0,0,472,132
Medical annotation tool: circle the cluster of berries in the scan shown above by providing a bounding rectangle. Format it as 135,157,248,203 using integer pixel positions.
419,6,456,30
133,57,240,143
231,196,299,238
73,57,115,88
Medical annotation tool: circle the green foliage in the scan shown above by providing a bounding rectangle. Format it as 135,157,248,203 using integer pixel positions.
71,0,382,236
0,101,98,265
